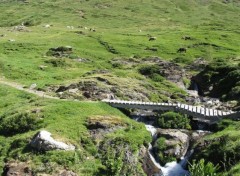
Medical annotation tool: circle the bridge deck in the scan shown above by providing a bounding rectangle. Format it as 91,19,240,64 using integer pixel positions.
102,99,239,124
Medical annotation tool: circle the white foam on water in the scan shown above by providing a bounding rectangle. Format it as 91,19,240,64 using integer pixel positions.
145,125,190,176
161,161,190,176
145,124,157,136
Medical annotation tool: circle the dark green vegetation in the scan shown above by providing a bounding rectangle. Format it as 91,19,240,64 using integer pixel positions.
0,112,43,136
189,159,219,176
0,0,240,175
193,119,240,176
194,58,240,100
157,111,191,130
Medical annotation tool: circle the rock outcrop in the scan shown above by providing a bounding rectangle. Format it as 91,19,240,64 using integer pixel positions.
141,145,163,176
30,130,75,151
155,129,190,159
3,162,33,176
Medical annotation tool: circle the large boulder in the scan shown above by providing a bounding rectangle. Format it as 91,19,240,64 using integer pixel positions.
30,130,75,151
154,129,190,161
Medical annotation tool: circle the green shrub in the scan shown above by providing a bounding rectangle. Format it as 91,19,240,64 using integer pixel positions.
157,111,191,130
198,58,240,100
151,73,165,82
193,134,240,172
154,137,176,165
189,159,219,176
97,137,143,176
0,112,43,136
139,65,160,76
139,65,168,82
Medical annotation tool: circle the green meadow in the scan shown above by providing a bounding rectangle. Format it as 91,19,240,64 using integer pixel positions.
0,0,240,175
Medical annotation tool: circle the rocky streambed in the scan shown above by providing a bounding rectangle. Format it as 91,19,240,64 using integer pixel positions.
130,111,211,176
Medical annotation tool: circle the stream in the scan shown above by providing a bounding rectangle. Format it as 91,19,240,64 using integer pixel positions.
131,113,197,176
146,124,191,176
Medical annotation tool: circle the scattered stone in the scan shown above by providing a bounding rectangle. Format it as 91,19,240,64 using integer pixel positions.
73,58,90,62
59,170,78,176
182,36,192,40
67,26,74,29
89,28,96,32
43,24,51,28
39,65,48,70
30,130,75,151
68,88,78,93
177,47,187,53
8,39,15,42
46,46,73,58
30,83,37,90
149,36,157,41
3,162,33,176
11,25,30,32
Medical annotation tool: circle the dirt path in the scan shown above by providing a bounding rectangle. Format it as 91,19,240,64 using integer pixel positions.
0,78,59,99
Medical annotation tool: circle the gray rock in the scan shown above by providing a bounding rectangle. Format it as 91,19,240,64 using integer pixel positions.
30,130,75,151
141,145,163,176
30,83,37,90
155,129,190,159
59,170,78,176
3,162,33,176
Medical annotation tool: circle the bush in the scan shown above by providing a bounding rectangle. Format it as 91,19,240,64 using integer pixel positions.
97,137,143,176
197,58,240,100
0,112,43,136
151,73,165,82
154,137,176,165
139,65,167,82
189,159,219,176
157,111,191,130
139,65,160,76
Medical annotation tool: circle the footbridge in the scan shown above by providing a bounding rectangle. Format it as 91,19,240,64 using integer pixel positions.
102,99,239,124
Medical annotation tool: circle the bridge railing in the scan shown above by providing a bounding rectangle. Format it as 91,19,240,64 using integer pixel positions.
102,99,239,121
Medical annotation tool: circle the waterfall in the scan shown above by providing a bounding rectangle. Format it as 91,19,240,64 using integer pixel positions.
145,124,190,176
132,113,191,176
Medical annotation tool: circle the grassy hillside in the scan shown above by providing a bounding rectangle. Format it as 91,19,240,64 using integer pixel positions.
0,0,240,175
0,84,150,175
0,0,239,88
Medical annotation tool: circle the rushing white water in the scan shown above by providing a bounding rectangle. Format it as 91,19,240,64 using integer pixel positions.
145,125,190,176
145,124,157,136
